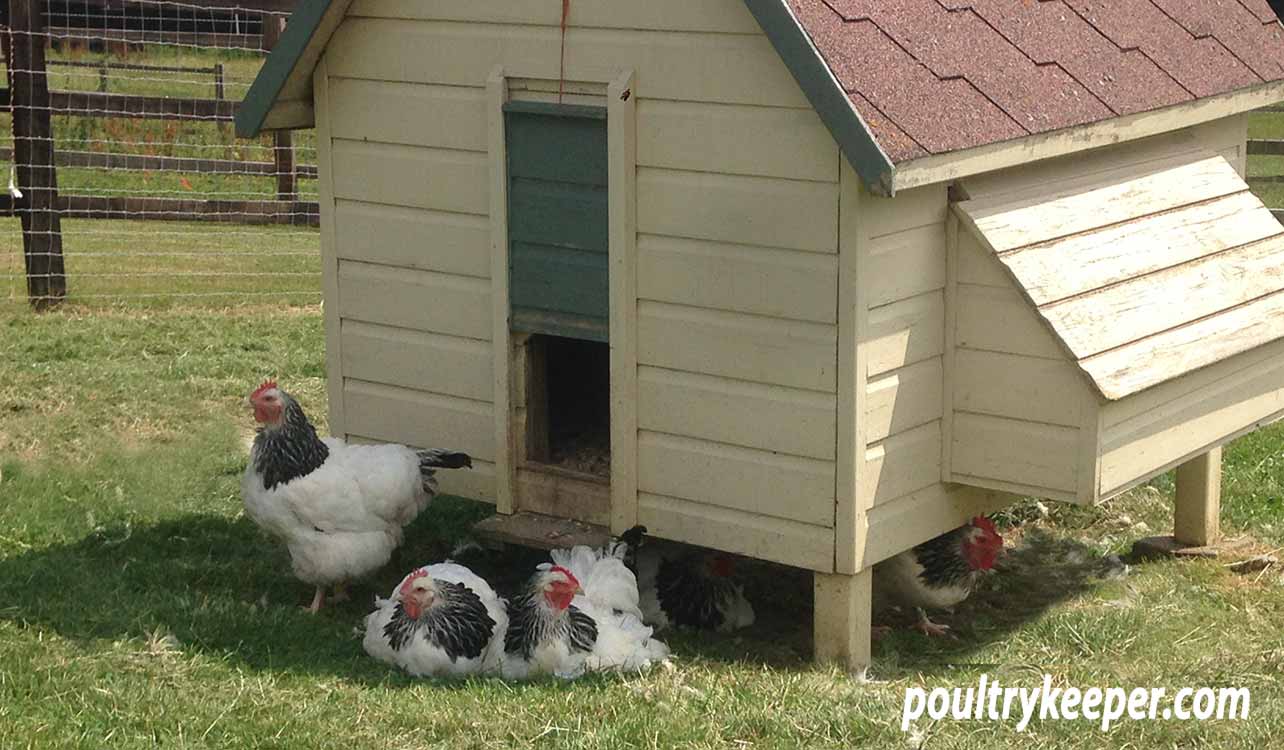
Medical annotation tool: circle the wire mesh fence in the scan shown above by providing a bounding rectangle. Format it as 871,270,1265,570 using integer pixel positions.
1,0,320,310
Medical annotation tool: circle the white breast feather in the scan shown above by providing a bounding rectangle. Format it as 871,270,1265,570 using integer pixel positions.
242,437,430,586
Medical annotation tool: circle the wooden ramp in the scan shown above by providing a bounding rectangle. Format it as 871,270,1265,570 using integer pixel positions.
472,511,611,551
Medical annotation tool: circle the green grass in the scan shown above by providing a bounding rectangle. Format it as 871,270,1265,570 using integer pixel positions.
0,307,1282,749
0,216,321,309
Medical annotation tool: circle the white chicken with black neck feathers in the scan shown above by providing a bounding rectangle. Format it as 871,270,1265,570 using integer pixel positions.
502,550,669,680
363,562,507,677
241,380,472,612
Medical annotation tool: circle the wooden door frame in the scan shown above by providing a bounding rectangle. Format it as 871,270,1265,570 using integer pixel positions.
487,66,638,534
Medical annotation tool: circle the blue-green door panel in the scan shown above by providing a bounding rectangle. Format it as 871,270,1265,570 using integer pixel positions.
508,178,608,252
504,109,609,186
510,243,609,318
505,103,609,342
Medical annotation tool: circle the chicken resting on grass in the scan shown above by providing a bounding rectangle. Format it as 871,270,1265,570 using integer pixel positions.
242,380,472,612
873,516,1003,637
363,562,507,677
503,555,670,680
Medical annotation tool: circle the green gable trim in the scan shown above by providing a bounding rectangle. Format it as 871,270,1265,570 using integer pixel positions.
742,0,896,195
235,0,337,138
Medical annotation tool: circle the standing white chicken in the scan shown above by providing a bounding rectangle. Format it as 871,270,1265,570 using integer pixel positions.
241,381,472,612
363,562,507,677
501,549,669,680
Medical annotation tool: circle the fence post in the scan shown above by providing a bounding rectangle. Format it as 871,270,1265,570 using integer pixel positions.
11,0,66,309
261,14,297,216
214,61,228,143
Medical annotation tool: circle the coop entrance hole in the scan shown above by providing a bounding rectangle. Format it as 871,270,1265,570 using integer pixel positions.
522,334,611,479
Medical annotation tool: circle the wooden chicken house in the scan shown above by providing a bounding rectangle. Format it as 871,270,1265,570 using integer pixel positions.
238,0,1284,668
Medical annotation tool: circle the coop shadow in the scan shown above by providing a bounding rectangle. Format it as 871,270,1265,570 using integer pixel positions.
864,526,1128,677
0,513,461,683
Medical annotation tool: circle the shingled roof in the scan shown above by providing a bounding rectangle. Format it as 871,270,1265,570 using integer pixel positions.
789,0,1284,163
239,0,1284,194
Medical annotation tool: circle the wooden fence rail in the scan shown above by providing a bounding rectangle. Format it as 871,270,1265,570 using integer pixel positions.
0,148,317,178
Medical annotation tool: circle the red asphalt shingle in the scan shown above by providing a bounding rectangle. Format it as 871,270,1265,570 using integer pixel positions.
792,0,1026,158
1151,0,1284,80
1239,0,1282,25
956,0,1191,116
790,0,1284,162
1061,0,1261,97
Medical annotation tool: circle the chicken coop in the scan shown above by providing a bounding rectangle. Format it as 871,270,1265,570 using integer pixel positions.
238,0,1284,668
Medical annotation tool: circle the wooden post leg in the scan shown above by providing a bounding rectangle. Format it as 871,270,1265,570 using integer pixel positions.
813,569,872,673
1174,447,1222,547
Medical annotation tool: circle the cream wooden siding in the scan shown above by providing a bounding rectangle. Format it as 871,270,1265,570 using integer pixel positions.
950,228,1089,501
848,171,1013,567
1099,336,1284,498
944,116,1284,505
633,143,841,573
321,2,842,557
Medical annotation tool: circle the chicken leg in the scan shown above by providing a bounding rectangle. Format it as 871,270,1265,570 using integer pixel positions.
913,607,952,637
304,586,325,614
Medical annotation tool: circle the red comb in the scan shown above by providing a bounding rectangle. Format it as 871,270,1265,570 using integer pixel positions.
250,379,278,399
399,568,429,594
550,565,580,588
972,516,998,534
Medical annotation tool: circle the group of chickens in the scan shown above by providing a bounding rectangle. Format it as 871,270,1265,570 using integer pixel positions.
241,380,1004,678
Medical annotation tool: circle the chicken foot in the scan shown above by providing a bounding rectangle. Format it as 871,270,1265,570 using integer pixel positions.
304,586,325,614
913,608,953,638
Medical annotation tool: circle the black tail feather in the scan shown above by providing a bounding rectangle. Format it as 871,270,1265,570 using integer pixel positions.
618,524,648,550
417,449,473,471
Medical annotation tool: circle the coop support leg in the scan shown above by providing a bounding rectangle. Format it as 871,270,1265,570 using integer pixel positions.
1174,447,1222,547
813,569,872,673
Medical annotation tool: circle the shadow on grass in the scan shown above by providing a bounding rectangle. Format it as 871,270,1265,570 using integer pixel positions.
0,494,1126,681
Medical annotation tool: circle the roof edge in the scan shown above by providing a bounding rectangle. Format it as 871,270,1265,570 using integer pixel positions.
742,0,896,196
894,79,1284,192
235,0,346,138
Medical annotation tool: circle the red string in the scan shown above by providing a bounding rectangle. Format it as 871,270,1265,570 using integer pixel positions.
558,0,570,104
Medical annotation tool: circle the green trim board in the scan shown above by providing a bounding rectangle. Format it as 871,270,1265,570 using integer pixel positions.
235,0,345,138
505,104,610,342
741,0,895,195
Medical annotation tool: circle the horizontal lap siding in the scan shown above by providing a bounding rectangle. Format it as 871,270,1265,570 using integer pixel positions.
337,260,491,340
340,320,493,402
637,432,836,528
856,185,1021,565
633,166,840,549
335,201,490,277
859,186,953,532
1099,338,1284,497
326,18,809,107
949,223,1087,500
326,73,497,501
323,7,841,535
343,379,495,465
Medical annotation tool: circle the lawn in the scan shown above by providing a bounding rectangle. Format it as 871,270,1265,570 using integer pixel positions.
0,307,1281,749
